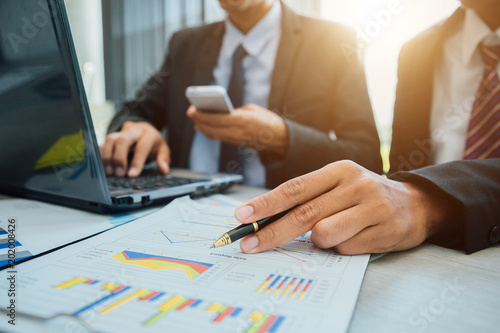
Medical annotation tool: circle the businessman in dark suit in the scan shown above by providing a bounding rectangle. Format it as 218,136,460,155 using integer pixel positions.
228,1,500,255
100,0,382,189
390,0,500,172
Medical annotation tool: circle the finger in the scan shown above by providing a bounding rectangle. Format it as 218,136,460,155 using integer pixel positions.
195,123,244,145
186,105,197,116
156,142,171,174
333,226,395,255
101,133,120,175
235,161,360,223
310,205,379,249
112,133,138,177
239,182,361,254
189,109,239,127
127,132,157,177
240,209,309,254
236,103,261,112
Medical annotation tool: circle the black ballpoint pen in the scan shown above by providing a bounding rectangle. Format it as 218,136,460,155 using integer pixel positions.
210,207,296,248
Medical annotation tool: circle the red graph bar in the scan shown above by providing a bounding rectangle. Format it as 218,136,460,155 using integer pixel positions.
214,306,235,323
140,291,159,301
257,315,278,333
111,285,127,293
177,298,196,311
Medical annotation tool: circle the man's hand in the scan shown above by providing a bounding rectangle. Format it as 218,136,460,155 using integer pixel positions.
187,104,289,158
99,121,170,177
234,161,457,255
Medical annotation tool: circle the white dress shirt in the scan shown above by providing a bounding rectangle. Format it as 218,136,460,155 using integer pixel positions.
430,9,500,164
189,0,282,188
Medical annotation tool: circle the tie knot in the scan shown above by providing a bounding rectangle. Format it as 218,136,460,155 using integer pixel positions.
478,43,500,69
233,45,248,63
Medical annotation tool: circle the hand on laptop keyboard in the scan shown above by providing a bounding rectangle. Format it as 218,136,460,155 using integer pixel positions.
100,121,170,178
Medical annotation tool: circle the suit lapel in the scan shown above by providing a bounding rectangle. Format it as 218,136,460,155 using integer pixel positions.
193,22,225,85
390,8,465,171
268,2,301,112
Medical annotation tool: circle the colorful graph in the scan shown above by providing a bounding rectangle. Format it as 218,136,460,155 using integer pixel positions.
256,275,313,300
159,230,214,246
54,277,100,289
0,227,33,268
272,244,316,263
54,278,169,316
112,250,213,280
52,276,287,332
144,295,202,326
248,312,285,333
206,303,243,323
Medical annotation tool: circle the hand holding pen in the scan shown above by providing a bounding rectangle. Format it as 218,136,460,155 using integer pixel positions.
211,207,295,248
226,162,451,256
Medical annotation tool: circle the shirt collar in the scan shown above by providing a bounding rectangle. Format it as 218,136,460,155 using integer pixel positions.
224,0,281,58
462,8,500,65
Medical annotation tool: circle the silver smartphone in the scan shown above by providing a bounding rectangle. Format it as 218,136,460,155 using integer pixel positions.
185,85,234,114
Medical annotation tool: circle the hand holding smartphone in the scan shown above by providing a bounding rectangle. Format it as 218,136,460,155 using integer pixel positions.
185,85,234,114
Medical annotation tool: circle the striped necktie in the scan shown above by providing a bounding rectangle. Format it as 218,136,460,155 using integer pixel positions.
464,43,500,159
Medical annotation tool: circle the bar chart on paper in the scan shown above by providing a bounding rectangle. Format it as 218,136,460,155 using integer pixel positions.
16,267,291,333
0,195,369,333
256,275,314,300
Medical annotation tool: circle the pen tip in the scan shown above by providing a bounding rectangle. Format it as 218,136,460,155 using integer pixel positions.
209,245,214,249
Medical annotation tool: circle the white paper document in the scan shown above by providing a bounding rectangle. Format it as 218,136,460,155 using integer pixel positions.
0,195,369,333
0,198,157,268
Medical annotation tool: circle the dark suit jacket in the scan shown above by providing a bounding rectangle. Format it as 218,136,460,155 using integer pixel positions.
389,8,500,253
389,8,466,174
109,3,382,188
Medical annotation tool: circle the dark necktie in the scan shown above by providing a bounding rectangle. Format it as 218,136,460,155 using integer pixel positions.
219,45,247,173
464,43,500,159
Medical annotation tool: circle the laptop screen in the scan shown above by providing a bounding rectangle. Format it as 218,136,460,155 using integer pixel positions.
0,0,110,204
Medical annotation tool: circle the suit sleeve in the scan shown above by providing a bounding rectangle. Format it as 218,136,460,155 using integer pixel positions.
106,34,177,134
262,27,382,188
390,159,500,254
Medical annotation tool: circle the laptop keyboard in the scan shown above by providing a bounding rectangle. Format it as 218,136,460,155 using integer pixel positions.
107,171,206,191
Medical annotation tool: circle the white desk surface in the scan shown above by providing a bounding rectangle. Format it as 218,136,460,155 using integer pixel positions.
2,186,499,332
227,186,500,333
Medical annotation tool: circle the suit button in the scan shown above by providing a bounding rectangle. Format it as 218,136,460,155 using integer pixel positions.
490,226,500,243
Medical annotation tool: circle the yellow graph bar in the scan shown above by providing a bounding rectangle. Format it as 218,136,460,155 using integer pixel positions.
144,296,187,327
159,295,186,312
249,311,264,322
299,282,312,300
206,303,222,312
256,278,271,293
100,289,150,314
102,283,117,292
281,278,296,297
247,312,269,333
54,277,87,289
139,291,155,300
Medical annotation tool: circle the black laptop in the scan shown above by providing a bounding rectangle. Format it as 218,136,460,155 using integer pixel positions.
0,0,242,213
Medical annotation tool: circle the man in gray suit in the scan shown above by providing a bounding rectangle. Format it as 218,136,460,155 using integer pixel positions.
101,0,382,188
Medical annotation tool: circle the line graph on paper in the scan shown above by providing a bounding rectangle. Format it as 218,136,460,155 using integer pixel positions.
113,196,339,266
